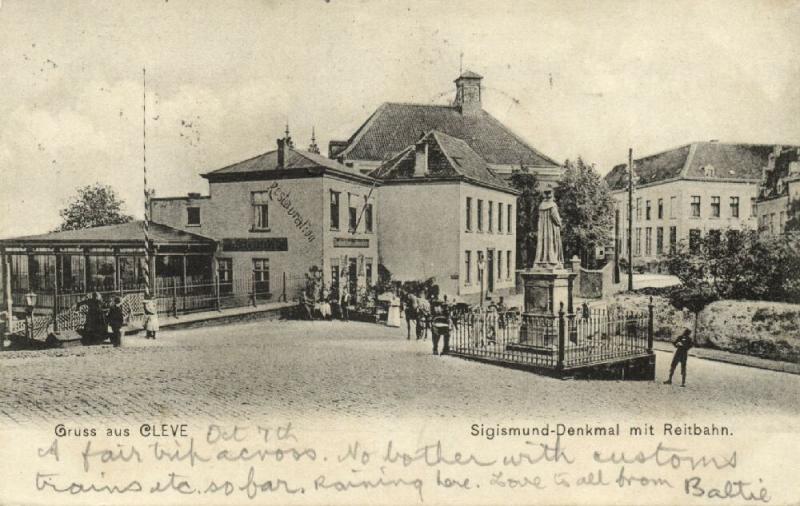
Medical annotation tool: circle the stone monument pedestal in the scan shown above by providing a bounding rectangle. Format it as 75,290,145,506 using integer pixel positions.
517,265,576,347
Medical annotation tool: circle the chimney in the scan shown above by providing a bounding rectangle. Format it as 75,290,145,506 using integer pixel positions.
414,141,428,177
276,138,286,169
453,70,483,115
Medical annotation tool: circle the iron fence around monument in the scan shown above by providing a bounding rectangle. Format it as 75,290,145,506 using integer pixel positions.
448,302,653,373
450,310,558,369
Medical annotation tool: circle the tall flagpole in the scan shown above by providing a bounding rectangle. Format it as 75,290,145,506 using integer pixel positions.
142,67,151,298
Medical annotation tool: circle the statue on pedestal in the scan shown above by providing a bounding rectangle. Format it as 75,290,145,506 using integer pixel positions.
517,190,575,345
534,190,564,269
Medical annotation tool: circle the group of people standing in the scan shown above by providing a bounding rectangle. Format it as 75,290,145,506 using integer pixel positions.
300,286,352,321
78,292,159,346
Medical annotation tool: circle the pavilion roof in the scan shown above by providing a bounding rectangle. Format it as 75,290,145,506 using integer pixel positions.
0,221,216,249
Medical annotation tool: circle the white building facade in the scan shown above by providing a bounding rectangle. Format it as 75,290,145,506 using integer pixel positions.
151,138,378,302
605,142,778,269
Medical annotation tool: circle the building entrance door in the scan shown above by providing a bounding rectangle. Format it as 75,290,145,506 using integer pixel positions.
487,249,495,293
348,258,358,302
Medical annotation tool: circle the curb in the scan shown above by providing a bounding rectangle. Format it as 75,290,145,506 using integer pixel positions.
652,341,800,375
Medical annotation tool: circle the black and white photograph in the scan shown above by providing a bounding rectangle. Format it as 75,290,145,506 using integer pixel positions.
0,1,798,504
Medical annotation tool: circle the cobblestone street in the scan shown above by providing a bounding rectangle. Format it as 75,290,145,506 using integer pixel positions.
1,319,798,426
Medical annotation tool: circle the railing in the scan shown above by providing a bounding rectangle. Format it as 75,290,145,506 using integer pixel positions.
7,292,146,341
450,309,558,369
5,271,306,342
449,300,654,371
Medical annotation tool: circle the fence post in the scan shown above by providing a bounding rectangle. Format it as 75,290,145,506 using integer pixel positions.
557,302,565,370
215,274,221,312
647,296,654,353
250,272,257,308
281,272,287,302
52,280,59,334
172,283,178,318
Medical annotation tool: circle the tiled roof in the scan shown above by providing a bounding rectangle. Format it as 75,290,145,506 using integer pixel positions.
604,164,630,191
604,142,795,191
685,143,775,180
370,130,518,194
337,102,560,167
0,221,215,245
203,146,368,179
631,144,692,188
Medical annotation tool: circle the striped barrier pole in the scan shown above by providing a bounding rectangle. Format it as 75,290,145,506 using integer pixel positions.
142,67,150,299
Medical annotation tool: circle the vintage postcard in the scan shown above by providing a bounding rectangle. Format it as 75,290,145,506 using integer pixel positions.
1,0,799,504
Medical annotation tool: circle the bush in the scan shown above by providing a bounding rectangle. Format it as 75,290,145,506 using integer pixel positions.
666,230,800,303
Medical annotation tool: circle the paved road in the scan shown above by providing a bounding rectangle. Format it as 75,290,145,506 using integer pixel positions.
1,319,797,426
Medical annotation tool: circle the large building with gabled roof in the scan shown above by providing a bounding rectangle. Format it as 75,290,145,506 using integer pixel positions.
370,129,519,300
151,136,380,303
329,70,563,187
604,140,796,269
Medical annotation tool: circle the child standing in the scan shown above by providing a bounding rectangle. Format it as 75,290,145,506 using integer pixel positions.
143,298,159,340
664,329,694,387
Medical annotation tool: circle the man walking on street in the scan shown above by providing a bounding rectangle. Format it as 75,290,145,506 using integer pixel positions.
430,297,451,355
664,329,694,387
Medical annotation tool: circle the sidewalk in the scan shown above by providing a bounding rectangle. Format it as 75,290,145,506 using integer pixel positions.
126,300,296,334
652,340,800,375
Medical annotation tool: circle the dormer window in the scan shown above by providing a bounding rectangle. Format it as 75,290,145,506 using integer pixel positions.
702,165,716,177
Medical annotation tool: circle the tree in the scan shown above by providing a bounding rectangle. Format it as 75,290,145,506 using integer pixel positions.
57,183,133,231
554,158,615,267
509,170,543,269
667,229,800,303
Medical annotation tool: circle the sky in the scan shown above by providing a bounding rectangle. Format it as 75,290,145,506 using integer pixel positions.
1,0,798,237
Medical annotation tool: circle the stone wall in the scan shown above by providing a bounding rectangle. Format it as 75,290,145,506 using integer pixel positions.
606,293,692,341
576,262,624,299
606,293,800,363
697,300,800,363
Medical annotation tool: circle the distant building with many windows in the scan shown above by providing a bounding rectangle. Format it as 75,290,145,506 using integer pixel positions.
603,141,789,269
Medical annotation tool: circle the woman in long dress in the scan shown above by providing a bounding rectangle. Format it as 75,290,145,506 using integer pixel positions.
386,289,401,327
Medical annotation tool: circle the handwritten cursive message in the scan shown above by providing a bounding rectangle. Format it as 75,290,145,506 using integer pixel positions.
27,421,776,504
